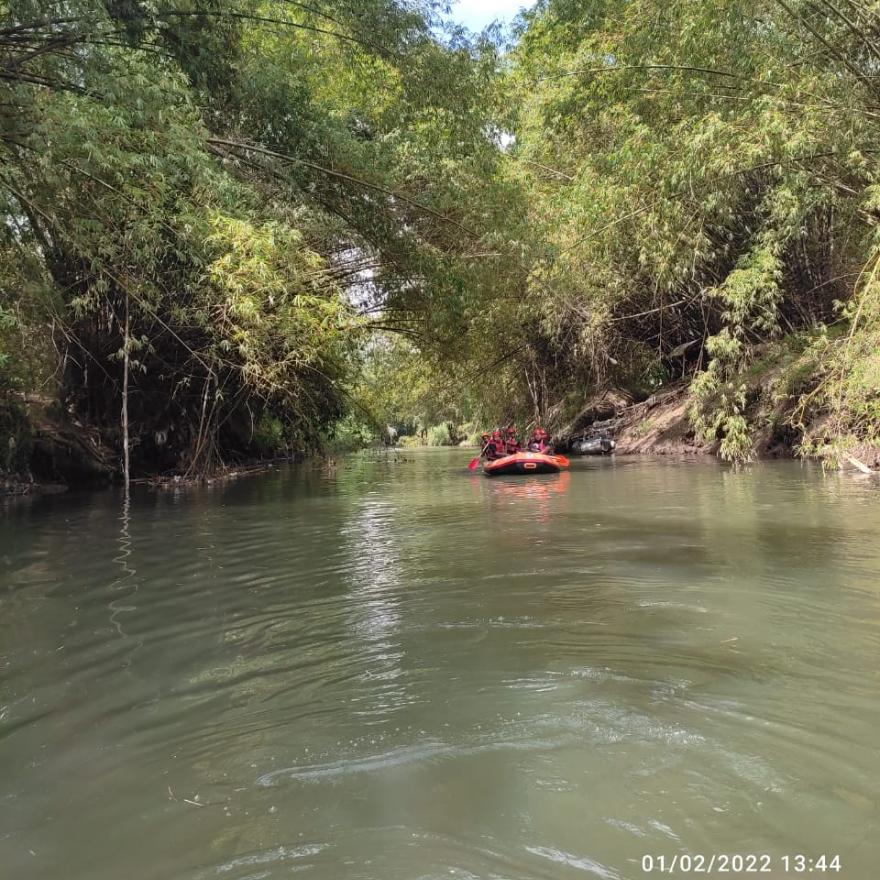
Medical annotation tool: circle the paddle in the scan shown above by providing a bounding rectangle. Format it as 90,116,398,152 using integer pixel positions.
468,440,491,471
552,455,570,467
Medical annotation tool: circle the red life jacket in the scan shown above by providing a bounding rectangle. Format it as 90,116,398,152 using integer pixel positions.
528,429,550,453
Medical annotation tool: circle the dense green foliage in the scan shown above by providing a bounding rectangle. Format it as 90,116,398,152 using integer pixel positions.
0,0,504,475
497,0,880,459
3,0,880,479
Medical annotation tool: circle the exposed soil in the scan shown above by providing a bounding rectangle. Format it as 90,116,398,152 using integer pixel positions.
559,384,878,474
606,387,716,456
559,385,715,457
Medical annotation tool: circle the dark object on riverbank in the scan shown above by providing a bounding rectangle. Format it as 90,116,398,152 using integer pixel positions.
132,458,292,490
0,394,116,495
572,437,616,456
1,401,114,496
1,474,68,497
558,385,713,458
483,451,568,476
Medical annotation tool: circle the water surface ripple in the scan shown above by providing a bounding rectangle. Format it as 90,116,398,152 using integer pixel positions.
1,452,879,879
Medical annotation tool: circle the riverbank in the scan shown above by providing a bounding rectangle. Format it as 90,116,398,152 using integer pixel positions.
0,453,314,497
561,381,880,474
557,329,880,473
0,391,318,497
5,353,879,499
0,474,68,497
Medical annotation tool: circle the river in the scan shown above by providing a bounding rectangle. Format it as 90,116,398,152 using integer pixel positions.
1,451,878,879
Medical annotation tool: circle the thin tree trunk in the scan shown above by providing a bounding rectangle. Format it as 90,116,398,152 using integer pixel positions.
122,292,130,493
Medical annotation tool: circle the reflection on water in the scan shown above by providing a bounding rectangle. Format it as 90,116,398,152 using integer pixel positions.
108,494,138,647
1,451,879,879
342,498,410,721
481,471,572,526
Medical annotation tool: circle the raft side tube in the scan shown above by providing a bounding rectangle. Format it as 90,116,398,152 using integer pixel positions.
483,451,568,476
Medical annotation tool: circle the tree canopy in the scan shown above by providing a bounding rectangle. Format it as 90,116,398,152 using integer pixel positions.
3,0,880,478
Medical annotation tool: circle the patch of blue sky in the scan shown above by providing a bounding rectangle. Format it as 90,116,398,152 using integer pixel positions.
451,0,532,32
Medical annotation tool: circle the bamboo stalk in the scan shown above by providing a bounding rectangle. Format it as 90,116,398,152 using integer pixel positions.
122,292,130,494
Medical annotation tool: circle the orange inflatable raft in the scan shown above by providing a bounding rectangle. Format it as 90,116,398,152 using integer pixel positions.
483,451,570,476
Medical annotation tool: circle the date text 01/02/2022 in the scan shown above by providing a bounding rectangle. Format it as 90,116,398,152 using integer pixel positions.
641,854,842,873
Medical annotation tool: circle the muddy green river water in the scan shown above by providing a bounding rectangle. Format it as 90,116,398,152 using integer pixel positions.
1,451,879,879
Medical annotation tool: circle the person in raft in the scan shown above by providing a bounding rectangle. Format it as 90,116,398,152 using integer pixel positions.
482,430,504,461
505,426,521,455
527,427,553,453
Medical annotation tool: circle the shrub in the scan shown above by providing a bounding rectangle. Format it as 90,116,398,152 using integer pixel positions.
427,423,456,446
324,414,375,453
0,400,33,474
